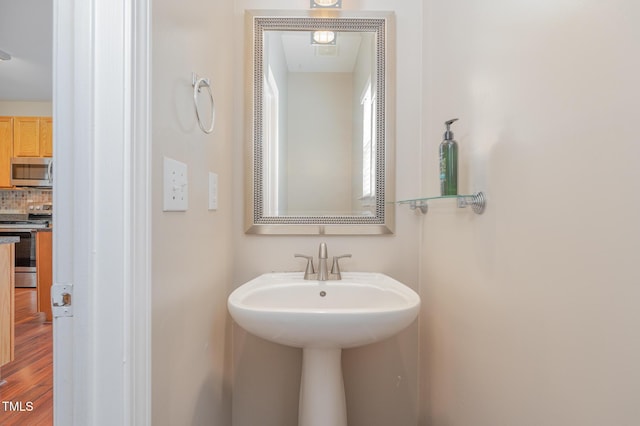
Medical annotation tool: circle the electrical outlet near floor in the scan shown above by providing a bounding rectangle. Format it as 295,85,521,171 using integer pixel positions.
163,157,188,211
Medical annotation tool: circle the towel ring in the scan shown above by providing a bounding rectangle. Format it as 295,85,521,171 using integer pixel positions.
192,73,215,134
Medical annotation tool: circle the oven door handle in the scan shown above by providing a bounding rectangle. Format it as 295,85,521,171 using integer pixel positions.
48,161,54,184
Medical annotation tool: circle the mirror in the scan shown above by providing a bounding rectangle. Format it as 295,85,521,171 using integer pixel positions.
245,11,395,234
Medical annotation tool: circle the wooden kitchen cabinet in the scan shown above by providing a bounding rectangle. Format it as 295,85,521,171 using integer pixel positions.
13,116,40,157
0,243,15,367
0,117,13,187
36,230,53,322
12,116,53,158
39,117,53,157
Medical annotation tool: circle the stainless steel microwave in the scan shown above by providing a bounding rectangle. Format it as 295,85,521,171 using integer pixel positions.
11,157,53,187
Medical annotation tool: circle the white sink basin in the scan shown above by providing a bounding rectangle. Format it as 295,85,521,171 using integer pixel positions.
228,272,420,349
228,272,420,426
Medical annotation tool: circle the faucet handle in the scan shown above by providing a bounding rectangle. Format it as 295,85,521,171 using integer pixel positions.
294,254,315,280
330,254,352,279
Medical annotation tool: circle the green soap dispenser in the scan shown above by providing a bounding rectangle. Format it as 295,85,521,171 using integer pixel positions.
439,118,459,196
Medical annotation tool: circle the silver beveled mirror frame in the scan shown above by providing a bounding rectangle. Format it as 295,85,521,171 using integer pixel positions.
245,10,395,235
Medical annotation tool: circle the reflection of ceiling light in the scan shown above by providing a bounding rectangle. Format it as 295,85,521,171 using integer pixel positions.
311,31,336,45
0,50,11,61
310,0,342,8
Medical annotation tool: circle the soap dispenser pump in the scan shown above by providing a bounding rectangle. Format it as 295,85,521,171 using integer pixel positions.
439,118,459,196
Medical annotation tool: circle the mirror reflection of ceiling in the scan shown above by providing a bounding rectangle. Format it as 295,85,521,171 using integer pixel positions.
0,0,53,101
276,31,364,73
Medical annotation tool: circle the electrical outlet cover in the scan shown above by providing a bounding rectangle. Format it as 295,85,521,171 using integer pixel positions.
209,172,218,210
163,157,188,211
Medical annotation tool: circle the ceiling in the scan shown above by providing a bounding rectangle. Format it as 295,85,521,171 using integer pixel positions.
278,31,364,73
0,0,53,102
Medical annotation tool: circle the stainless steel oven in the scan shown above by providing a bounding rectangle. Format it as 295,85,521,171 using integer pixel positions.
0,227,38,287
0,203,52,288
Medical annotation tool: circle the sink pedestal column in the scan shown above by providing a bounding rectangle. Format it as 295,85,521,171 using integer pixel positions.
299,348,347,426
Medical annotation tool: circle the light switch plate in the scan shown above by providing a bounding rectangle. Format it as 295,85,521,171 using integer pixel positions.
208,172,218,210
163,157,188,211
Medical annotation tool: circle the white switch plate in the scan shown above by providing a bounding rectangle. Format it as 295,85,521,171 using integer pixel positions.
208,172,218,210
163,157,188,211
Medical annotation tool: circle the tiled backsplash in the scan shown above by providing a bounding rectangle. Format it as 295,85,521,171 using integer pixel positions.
0,189,52,212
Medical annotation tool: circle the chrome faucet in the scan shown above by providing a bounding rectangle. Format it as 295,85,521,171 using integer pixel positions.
295,243,351,281
317,242,329,281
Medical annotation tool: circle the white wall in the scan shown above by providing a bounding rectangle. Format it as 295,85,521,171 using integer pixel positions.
0,101,52,116
232,1,423,426
420,1,640,425
151,0,234,424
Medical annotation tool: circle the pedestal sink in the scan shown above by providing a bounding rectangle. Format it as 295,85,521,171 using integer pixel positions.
228,272,420,426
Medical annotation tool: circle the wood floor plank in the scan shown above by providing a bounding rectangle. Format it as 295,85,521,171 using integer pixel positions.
0,288,52,425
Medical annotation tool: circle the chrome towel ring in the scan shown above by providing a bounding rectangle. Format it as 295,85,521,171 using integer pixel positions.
192,72,215,134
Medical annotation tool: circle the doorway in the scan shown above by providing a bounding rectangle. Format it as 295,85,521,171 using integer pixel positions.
0,1,55,423
1,0,152,424
51,0,153,424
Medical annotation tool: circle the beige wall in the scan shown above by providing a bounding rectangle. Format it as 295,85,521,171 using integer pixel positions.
151,0,234,424
0,101,52,116
232,1,422,426
146,0,640,424
420,1,640,425
287,72,352,214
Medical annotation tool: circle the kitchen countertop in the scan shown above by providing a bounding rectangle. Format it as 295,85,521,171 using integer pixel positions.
0,236,20,244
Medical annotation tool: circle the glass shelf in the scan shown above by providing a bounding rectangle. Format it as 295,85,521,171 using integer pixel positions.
394,192,486,215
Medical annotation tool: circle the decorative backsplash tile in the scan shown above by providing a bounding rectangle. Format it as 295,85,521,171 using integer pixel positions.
0,189,52,212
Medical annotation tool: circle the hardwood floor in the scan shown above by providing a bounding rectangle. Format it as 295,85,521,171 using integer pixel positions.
0,288,53,425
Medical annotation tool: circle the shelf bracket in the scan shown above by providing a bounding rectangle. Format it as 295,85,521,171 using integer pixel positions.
456,192,486,214
408,200,428,215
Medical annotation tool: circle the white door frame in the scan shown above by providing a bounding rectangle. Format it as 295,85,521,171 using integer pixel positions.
53,0,151,424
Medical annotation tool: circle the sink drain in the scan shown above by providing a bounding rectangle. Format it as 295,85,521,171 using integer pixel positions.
319,291,327,297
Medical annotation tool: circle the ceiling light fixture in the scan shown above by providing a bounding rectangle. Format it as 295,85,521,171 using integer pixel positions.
311,31,337,46
0,50,12,61
310,0,342,9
